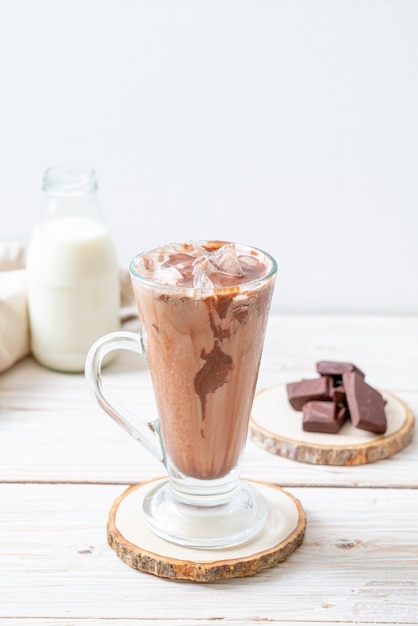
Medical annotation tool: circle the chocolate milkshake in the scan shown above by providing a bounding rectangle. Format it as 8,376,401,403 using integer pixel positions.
130,241,276,480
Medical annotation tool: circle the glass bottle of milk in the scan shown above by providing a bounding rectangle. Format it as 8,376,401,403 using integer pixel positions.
26,166,120,372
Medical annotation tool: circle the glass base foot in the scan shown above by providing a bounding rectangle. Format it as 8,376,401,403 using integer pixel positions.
142,479,268,549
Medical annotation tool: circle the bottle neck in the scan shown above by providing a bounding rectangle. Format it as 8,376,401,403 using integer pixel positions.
43,166,98,196
39,166,104,224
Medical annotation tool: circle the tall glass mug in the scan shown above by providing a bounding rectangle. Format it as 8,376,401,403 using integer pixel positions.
85,241,277,548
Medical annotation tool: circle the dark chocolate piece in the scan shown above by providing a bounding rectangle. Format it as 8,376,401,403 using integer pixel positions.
332,384,347,406
302,400,346,434
316,361,365,383
336,405,349,424
342,372,387,434
286,377,332,411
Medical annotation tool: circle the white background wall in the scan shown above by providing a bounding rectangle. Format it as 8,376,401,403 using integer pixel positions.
1,0,417,314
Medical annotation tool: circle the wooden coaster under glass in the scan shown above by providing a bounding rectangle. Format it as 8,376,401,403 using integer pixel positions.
107,477,306,582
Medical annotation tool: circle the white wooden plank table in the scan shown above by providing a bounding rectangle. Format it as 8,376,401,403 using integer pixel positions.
1,315,417,625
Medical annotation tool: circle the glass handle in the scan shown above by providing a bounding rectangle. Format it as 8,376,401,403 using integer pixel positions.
84,331,165,464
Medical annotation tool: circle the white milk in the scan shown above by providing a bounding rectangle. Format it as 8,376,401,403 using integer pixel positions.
26,215,120,372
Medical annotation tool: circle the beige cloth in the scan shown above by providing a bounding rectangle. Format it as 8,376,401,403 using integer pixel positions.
0,242,138,373
0,243,29,373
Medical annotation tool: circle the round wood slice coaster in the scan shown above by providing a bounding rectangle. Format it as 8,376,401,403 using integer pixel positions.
107,477,306,582
250,384,414,465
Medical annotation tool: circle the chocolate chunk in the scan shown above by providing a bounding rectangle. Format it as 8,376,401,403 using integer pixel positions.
342,371,387,434
332,384,347,406
302,401,346,434
316,361,365,385
336,405,349,424
286,377,332,411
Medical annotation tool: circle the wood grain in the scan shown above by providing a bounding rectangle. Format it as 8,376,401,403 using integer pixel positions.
1,483,417,622
1,315,417,624
0,315,417,487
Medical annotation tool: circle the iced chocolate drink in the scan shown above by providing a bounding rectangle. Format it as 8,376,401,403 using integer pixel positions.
130,241,276,480
86,239,277,546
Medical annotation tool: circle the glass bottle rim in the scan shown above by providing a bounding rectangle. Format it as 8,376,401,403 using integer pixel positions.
43,166,98,196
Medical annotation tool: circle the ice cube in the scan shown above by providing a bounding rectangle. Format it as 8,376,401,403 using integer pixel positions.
193,256,218,273
135,253,156,277
192,257,216,289
164,242,207,260
193,269,215,289
153,264,183,286
210,244,243,277
239,254,258,268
